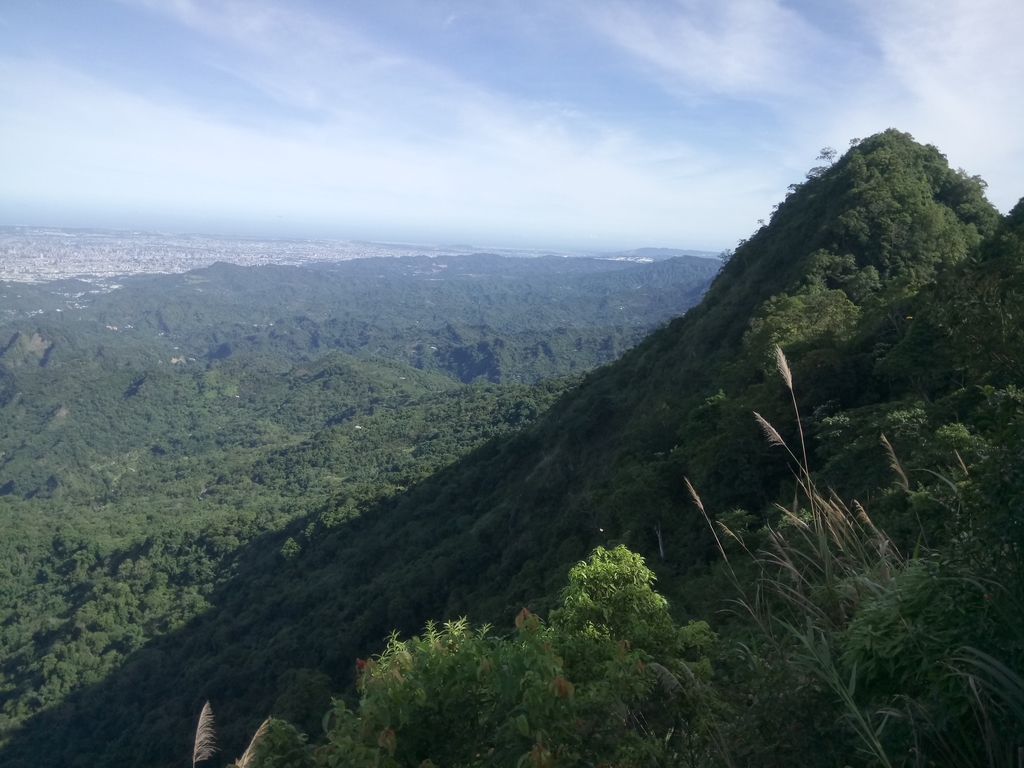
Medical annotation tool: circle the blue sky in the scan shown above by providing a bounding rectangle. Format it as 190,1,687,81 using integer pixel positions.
1,1,1022,252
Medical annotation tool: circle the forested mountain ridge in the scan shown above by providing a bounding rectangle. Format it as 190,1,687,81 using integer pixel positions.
1,252,718,384
519,128,1000,519
2,130,1022,766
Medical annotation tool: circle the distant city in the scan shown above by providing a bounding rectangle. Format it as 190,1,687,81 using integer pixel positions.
0,226,720,284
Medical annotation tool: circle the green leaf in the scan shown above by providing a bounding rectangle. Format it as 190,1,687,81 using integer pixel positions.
514,713,530,738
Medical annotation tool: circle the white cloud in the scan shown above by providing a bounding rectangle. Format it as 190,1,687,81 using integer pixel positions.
125,0,358,56
0,57,765,249
586,0,1024,210
7,0,1020,248
1,1,813,247
584,0,829,101
830,0,1024,210
120,0,423,117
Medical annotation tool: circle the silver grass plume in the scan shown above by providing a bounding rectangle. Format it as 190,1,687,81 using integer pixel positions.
880,434,909,490
775,344,793,391
686,477,728,563
192,701,218,768
753,411,786,447
775,345,810,476
236,717,272,768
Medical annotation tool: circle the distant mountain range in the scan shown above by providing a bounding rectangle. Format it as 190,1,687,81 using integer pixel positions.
605,246,722,260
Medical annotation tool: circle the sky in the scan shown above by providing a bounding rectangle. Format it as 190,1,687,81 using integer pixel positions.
1,1,1022,253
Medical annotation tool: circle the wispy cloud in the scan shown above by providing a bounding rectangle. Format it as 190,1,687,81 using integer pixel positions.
586,0,1024,211
584,0,829,101
0,53,764,249
126,0,362,57
2,0,1022,244
829,0,1024,209
121,0,414,114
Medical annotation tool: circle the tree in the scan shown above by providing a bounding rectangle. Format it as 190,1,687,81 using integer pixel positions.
249,546,721,767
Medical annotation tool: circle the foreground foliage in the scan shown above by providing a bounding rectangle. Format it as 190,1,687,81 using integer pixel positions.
701,348,1024,766
245,546,719,768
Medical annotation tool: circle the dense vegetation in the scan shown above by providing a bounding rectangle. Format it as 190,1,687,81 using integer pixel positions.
0,248,714,752
2,130,1022,767
0,349,579,742
1,252,717,384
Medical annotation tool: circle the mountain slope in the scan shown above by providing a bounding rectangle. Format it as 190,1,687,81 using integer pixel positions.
0,130,1015,767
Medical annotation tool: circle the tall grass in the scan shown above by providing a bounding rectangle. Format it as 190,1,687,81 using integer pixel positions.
692,346,1023,767
192,701,217,768
235,717,272,768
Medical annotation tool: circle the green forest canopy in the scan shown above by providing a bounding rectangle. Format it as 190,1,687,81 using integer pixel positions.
1,130,1022,767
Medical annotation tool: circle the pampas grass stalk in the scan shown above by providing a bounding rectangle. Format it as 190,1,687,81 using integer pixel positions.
753,411,786,449
880,434,909,490
236,717,272,768
193,701,217,768
686,477,728,563
775,345,810,480
695,354,906,766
